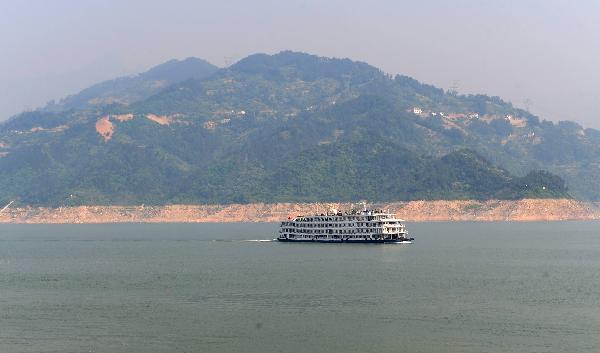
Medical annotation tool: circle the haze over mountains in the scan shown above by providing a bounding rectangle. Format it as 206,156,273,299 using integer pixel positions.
42,57,218,112
2,51,595,206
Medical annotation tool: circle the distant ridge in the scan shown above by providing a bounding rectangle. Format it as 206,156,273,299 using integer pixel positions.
42,57,218,112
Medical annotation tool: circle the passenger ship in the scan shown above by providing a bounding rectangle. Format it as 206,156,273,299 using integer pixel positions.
277,207,413,243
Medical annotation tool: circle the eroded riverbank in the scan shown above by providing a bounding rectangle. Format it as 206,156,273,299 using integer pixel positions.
0,199,598,223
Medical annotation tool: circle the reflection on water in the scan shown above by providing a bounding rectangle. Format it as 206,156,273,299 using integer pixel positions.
1,222,600,353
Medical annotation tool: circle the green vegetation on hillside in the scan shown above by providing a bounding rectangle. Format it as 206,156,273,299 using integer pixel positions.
0,51,588,206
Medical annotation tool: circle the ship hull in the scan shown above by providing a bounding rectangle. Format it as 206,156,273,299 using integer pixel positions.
277,238,413,243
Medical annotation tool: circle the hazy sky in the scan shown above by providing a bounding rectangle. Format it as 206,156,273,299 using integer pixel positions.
2,0,600,127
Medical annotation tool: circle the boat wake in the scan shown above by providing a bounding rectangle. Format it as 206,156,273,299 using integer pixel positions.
241,239,275,242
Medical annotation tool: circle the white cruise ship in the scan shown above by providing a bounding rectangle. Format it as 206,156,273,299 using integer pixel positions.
277,207,412,243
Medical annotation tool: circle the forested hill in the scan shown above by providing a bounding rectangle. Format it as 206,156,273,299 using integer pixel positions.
0,51,591,206
42,57,218,112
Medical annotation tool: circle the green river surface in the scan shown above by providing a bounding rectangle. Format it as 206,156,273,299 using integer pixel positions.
1,222,599,353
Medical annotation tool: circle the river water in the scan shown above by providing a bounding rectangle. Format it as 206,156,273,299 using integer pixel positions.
1,222,599,353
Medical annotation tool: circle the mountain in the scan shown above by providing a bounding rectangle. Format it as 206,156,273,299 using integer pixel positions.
0,51,587,206
258,144,567,203
42,57,219,112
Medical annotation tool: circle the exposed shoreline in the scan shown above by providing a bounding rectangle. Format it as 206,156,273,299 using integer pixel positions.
0,199,598,224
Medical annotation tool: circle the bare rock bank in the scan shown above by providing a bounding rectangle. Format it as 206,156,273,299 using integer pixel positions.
0,199,598,224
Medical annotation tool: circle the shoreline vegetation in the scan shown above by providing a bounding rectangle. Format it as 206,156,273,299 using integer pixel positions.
0,199,598,224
